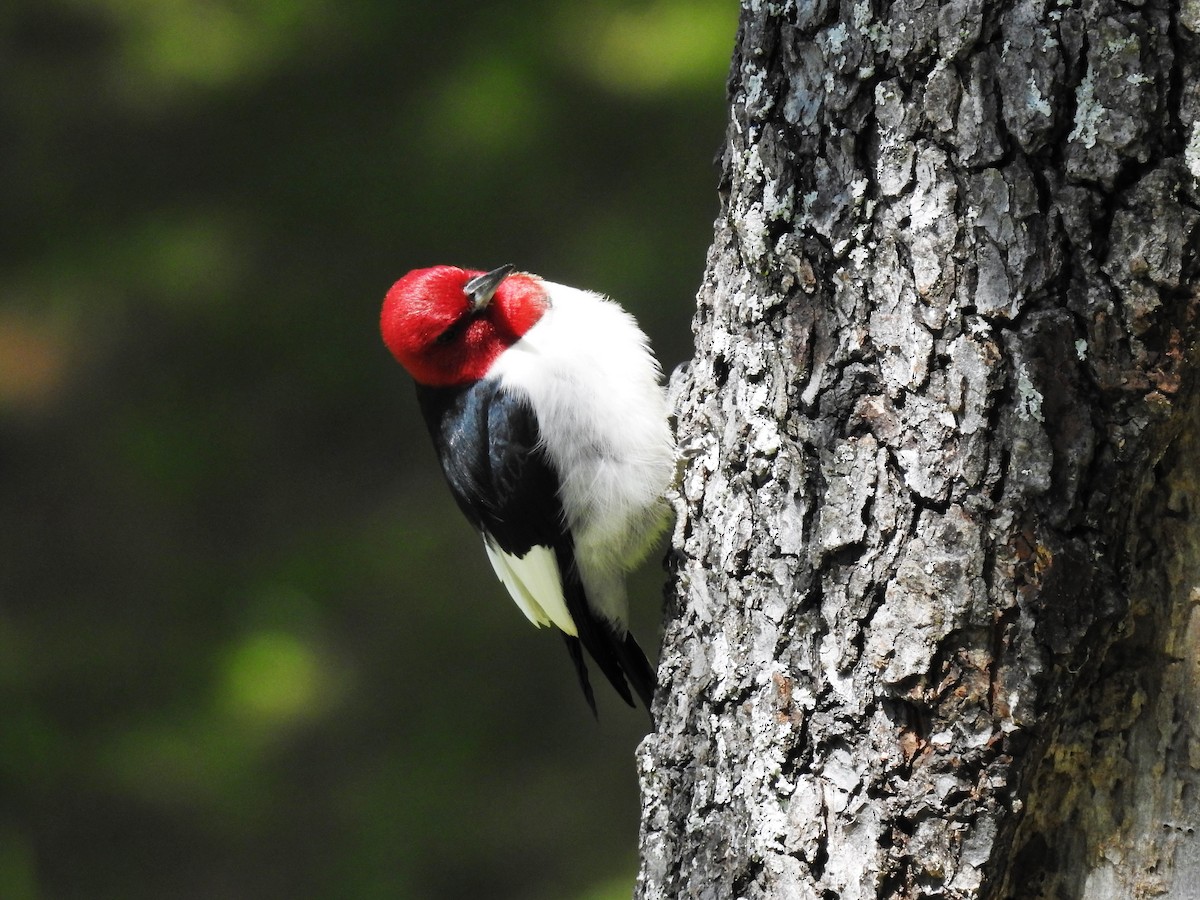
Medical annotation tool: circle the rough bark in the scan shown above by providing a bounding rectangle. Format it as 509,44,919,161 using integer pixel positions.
637,2,1200,898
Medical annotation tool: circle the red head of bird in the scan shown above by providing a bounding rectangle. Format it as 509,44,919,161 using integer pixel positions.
380,264,549,387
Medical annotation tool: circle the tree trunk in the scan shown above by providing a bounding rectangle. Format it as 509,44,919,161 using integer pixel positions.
637,2,1200,898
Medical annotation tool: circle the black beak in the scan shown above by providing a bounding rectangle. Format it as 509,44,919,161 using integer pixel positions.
464,264,515,312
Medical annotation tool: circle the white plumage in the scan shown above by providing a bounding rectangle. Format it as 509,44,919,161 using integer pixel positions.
483,539,576,634
488,281,675,631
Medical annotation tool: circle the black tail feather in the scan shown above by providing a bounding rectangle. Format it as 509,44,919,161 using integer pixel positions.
554,547,657,720
612,628,656,714
561,634,598,718
559,610,658,722
574,617,636,710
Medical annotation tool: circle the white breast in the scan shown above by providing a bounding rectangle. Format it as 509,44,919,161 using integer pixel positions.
489,281,675,626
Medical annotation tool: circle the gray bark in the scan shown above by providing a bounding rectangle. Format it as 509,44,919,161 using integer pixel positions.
637,2,1200,898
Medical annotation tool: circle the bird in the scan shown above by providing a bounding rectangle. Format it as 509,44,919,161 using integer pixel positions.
380,264,675,717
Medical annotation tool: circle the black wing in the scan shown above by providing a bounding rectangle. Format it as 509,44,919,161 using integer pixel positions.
415,379,655,716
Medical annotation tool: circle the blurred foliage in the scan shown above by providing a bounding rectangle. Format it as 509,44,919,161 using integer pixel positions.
0,0,735,898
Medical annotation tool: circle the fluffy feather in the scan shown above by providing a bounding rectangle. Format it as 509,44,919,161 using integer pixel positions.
489,281,675,628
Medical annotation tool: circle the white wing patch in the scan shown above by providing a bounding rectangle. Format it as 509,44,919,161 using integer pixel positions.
482,539,577,637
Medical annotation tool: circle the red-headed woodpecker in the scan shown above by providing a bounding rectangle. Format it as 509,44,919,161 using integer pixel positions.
380,264,674,716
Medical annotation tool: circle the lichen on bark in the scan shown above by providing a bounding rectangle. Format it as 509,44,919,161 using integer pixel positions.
637,2,1200,898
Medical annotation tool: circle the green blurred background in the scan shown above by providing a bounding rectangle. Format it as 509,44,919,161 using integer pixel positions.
0,1,734,898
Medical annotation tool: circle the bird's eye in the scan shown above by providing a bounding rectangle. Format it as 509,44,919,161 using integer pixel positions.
435,317,469,345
